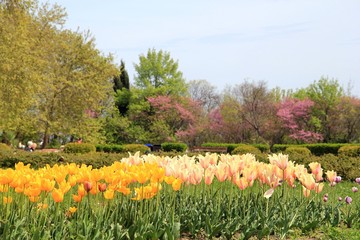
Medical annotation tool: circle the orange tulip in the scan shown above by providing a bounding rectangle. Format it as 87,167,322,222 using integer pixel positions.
41,178,55,192
52,188,64,203
72,194,83,203
98,183,107,192
3,196,12,204
78,184,86,197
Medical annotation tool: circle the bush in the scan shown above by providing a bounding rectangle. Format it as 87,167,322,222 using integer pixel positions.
123,144,150,154
338,145,360,157
271,144,289,153
285,146,311,157
202,143,269,153
161,142,187,152
63,143,96,154
232,145,261,155
0,143,11,152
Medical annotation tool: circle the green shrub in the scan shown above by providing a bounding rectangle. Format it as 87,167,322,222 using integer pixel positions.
232,145,261,155
161,142,187,152
202,143,269,153
123,144,150,154
305,144,343,156
285,146,311,157
271,144,289,153
0,143,11,152
338,145,360,157
63,143,96,154
252,144,270,153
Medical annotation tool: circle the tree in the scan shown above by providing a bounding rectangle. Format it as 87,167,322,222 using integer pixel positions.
0,1,117,147
113,60,131,116
36,30,116,147
302,77,344,142
113,60,130,92
134,48,188,96
332,97,360,142
147,95,204,144
229,80,277,143
277,98,323,143
0,0,66,140
188,79,220,112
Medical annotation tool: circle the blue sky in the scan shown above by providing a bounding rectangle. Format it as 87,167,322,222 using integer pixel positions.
43,0,360,96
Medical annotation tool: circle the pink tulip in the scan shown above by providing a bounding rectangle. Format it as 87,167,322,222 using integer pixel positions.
352,187,358,193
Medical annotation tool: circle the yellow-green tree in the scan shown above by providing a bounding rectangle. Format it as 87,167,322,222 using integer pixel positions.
0,0,117,146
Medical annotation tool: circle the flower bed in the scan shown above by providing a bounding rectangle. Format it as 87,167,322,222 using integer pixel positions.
0,152,358,239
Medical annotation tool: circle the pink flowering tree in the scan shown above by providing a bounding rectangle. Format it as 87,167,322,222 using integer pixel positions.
147,95,204,144
277,98,323,143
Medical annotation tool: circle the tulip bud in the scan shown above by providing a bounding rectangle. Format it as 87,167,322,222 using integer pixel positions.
98,183,107,192
345,196,352,204
323,196,328,202
338,197,342,201
335,176,342,183
352,187,358,193
355,177,360,184
84,181,93,192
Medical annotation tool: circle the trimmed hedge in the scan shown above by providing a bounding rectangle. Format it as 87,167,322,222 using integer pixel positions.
123,144,150,154
284,146,311,157
272,143,360,156
232,145,261,155
161,142,187,152
96,144,150,154
338,145,360,157
64,143,96,154
202,143,270,153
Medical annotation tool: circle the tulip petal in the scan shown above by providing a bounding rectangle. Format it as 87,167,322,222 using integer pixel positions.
264,188,274,199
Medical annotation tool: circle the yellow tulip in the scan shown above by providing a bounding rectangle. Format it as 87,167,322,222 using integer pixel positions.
104,189,115,200
69,206,77,214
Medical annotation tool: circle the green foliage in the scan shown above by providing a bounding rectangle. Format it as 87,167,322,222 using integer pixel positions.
202,143,269,153
231,145,261,155
134,48,188,96
123,144,150,154
0,143,11,152
284,146,311,157
338,145,360,157
161,142,187,152
272,143,360,156
63,143,96,154
293,153,359,180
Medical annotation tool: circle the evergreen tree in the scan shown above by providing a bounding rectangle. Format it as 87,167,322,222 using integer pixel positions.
113,60,131,116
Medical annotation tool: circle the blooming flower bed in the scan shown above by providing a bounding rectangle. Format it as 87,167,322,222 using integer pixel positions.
0,152,358,239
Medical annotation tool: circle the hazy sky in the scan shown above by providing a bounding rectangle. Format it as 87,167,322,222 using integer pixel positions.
43,0,360,96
